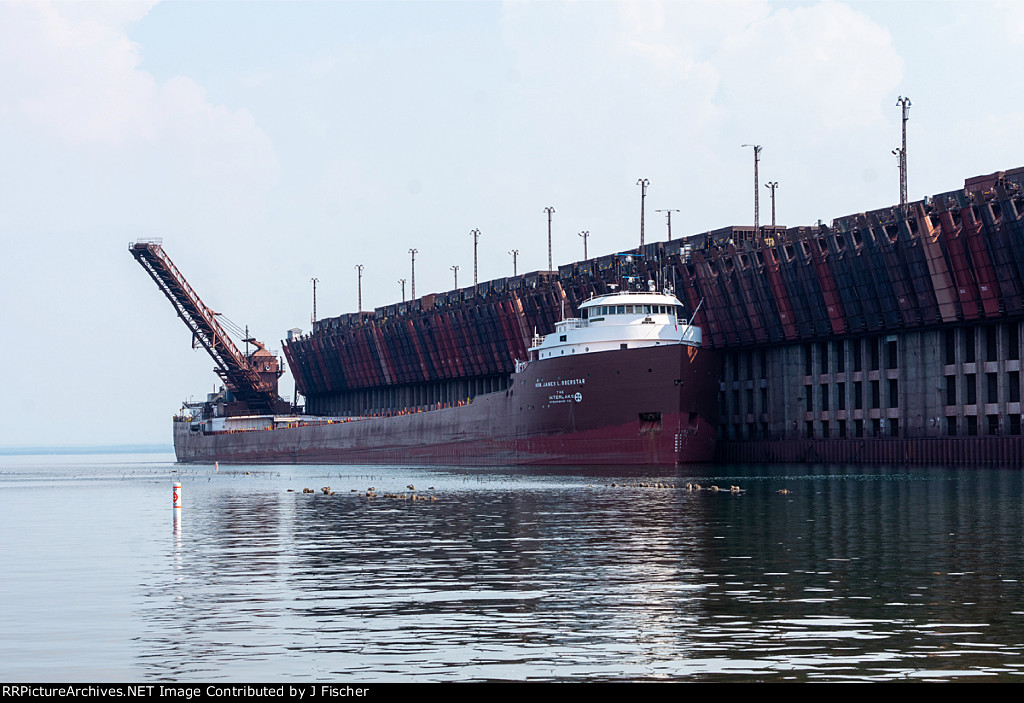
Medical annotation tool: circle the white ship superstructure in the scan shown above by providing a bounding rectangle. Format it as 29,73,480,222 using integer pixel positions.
529,290,702,361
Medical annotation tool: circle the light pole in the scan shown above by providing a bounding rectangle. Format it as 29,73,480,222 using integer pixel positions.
508,249,519,276
578,231,589,260
892,146,904,204
636,179,650,249
310,277,319,325
409,248,418,299
470,228,480,286
451,264,459,289
354,264,364,311
741,144,763,234
655,209,679,241
398,278,406,302
896,95,911,208
543,207,555,271
765,182,778,230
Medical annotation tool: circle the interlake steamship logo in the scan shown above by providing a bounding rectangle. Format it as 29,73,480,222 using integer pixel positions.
547,390,583,404
536,378,585,404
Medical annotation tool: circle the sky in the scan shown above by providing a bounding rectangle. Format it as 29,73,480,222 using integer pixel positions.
2,0,1023,448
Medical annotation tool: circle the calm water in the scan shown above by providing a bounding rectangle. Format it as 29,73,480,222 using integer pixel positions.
2,453,1024,682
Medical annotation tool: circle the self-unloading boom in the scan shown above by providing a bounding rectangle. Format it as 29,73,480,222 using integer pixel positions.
129,239,288,414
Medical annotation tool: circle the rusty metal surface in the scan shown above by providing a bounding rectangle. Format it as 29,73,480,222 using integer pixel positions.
176,344,720,467
286,168,1024,407
130,240,287,413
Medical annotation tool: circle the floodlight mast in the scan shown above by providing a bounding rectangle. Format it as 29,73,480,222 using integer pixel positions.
578,231,589,259
543,207,555,271
741,144,763,234
409,249,418,299
636,179,649,249
354,264,364,311
654,210,679,241
765,182,778,229
895,96,911,208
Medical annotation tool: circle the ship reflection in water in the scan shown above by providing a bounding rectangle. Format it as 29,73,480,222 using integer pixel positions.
139,463,1024,682
2,456,1024,681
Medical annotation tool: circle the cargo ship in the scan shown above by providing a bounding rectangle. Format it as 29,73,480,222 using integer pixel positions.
131,238,718,465
180,289,716,465
134,165,1024,466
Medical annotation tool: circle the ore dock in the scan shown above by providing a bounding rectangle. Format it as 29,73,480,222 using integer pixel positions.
282,166,1024,465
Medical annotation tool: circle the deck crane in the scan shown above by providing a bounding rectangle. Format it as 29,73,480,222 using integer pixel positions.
129,239,291,415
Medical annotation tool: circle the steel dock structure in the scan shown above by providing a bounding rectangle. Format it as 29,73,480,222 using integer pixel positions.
284,167,1024,465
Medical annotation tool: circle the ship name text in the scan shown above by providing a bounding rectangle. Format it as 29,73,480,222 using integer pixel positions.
535,378,586,388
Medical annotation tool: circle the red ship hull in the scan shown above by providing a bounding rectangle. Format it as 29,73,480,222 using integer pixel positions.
174,344,719,466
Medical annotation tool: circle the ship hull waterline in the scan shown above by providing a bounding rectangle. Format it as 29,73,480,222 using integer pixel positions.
174,344,719,466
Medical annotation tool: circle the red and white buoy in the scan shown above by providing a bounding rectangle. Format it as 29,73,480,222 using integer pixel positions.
172,482,181,511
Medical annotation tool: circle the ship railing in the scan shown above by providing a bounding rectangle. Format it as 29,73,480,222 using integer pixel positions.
201,398,493,435
515,358,529,373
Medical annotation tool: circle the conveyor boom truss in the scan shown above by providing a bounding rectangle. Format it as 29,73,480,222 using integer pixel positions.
129,240,277,407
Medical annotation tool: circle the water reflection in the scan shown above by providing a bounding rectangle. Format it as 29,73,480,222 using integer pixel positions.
125,465,1024,681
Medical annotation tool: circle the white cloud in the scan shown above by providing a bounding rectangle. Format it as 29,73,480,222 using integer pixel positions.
618,1,902,134
0,1,280,446
0,0,277,206
2,1,157,144
998,0,1024,42
724,1,902,131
